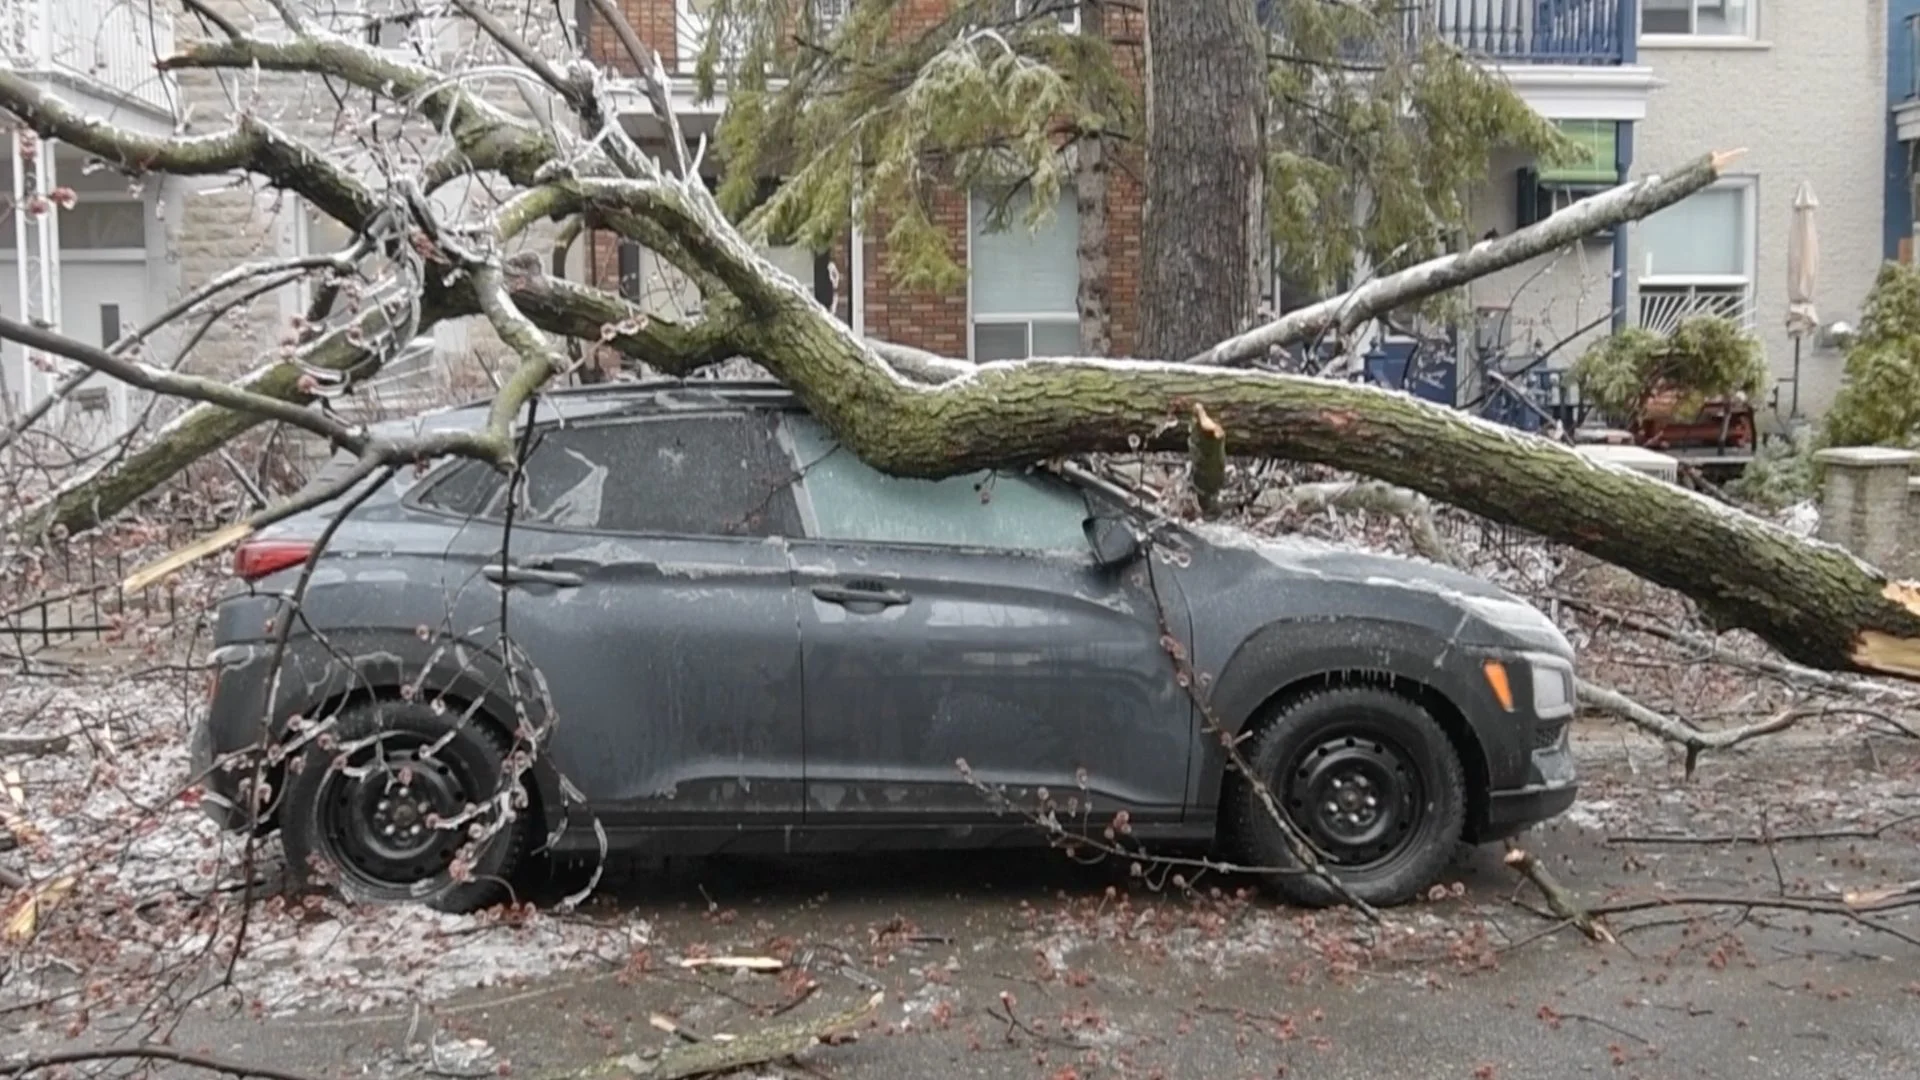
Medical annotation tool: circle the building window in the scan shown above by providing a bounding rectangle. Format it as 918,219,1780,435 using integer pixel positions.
0,199,145,252
1635,182,1755,332
969,188,1081,360
1640,0,1754,38
1014,0,1081,34
811,0,850,34
678,0,749,70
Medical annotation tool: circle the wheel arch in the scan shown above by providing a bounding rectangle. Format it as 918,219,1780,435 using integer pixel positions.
1194,618,1513,842
246,629,570,846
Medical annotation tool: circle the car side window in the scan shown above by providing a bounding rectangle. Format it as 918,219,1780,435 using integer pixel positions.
785,414,1088,552
416,412,801,538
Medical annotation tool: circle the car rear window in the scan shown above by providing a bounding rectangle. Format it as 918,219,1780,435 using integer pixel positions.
414,412,801,538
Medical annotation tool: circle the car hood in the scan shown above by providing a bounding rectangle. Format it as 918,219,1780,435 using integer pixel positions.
1177,522,1575,660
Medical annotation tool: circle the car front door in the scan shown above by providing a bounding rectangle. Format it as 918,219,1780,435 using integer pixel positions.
779,413,1193,826
409,408,807,830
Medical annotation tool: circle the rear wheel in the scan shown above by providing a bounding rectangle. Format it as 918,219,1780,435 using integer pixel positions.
281,700,530,913
1228,686,1465,908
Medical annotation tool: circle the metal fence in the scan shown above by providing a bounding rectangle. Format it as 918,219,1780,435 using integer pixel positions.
1,515,221,660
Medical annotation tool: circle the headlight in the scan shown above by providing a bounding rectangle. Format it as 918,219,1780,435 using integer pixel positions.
1528,655,1575,718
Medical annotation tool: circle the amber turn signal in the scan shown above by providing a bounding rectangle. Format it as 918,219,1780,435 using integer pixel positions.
1482,660,1515,712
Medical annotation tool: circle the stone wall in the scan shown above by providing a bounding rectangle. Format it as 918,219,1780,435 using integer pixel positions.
163,0,572,389
1814,446,1920,578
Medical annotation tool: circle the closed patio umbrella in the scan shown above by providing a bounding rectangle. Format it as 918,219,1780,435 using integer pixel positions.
1785,181,1819,419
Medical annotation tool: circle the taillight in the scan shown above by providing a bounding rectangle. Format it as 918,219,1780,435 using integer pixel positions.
233,539,316,581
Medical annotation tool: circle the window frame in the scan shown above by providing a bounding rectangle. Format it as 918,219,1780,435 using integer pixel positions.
778,411,1099,556
1638,0,1757,41
965,187,1083,362
676,0,750,71
811,0,851,35
1632,177,1757,331
1014,0,1081,34
407,410,803,541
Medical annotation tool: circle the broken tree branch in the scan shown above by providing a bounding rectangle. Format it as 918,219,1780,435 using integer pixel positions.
1188,402,1225,514
0,71,376,229
0,1046,322,1080
0,316,369,455
1187,149,1747,366
1505,847,1614,943
0,733,73,757
1609,813,1920,846
1577,682,1799,778
9,19,1920,694
564,992,882,1080
1564,597,1920,713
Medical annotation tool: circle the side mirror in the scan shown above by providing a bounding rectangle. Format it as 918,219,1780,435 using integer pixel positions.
1083,515,1142,570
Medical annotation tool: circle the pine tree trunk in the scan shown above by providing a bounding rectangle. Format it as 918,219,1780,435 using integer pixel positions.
1074,1,1114,357
1138,0,1266,359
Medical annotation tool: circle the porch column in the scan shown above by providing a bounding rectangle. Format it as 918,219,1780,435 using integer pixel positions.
8,130,62,411
1610,120,1634,333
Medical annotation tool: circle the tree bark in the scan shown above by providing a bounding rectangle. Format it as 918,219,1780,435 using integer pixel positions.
1137,0,1266,359
1074,0,1114,357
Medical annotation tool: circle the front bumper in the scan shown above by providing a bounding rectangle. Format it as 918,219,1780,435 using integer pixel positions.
1478,720,1578,841
1464,646,1579,842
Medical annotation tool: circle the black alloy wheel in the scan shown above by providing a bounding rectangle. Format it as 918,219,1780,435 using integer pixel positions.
280,700,528,912
1229,685,1466,908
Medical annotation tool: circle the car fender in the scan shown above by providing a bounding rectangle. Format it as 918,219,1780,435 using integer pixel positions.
1187,616,1526,812
215,626,573,843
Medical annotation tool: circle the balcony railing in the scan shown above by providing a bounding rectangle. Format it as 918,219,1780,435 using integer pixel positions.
1259,0,1631,66
2,0,176,114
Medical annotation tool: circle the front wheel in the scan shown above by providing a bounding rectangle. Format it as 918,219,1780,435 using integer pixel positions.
280,700,531,913
1228,686,1466,908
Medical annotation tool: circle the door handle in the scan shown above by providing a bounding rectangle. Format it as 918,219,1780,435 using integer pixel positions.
483,563,585,588
811,583,911,609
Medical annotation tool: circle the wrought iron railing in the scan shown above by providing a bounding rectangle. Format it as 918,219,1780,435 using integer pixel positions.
1259,0,1631,65
1,0,175,113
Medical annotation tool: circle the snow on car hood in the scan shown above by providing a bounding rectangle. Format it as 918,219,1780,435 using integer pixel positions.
1184,522,1575,658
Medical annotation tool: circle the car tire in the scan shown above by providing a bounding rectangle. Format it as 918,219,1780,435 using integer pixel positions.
280,699,530,913
1229,685,1466,908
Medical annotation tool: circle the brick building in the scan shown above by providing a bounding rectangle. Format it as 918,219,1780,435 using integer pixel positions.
579,0,1153,358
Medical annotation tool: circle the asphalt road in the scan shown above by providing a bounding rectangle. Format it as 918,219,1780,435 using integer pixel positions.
11,732,1920,1080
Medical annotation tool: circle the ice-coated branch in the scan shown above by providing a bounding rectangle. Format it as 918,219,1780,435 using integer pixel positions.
1186,150,1747,367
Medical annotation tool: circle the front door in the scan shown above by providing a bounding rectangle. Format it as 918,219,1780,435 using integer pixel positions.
779,414,1193,826
411,408,809,829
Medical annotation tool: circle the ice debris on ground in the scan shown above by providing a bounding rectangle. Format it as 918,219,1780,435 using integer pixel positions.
0,672,648,1017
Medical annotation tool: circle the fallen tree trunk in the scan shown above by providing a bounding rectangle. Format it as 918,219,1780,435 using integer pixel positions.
705,271,1920,679
8,27,1920,688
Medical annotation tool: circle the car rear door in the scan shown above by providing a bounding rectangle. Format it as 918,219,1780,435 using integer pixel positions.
777,412,1193,826
408,407,807,830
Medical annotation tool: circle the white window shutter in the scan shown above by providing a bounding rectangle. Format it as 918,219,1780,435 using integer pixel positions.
969,190,1080,316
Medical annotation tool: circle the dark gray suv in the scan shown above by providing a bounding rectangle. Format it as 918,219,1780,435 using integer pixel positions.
192,380,1578,911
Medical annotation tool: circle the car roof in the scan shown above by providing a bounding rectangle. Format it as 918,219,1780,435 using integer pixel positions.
354,377,803,443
